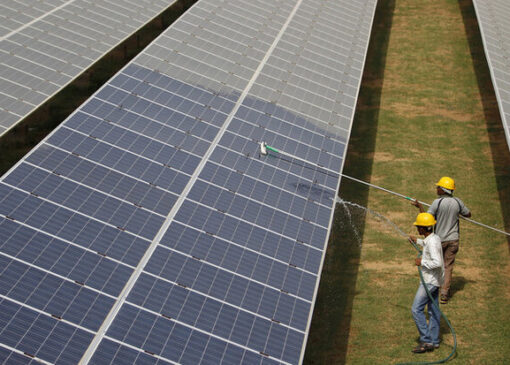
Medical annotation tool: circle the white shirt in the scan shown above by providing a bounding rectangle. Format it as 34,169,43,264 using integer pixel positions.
416,233,444,287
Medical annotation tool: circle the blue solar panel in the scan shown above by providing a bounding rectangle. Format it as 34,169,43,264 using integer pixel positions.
0,347,39,364
0,298,94,363
0,0,378,363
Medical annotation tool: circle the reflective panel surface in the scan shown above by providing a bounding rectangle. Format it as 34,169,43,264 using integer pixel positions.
473,0,510,149
0,0,176,136
0,0,377,363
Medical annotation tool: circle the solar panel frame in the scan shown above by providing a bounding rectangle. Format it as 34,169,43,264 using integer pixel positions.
0,0,378,363
472,0,510,150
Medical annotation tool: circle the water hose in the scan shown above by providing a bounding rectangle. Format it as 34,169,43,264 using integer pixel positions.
259,142,510,237
260,142,460,365
396,239,457,365
340,174,509,237
336,198,457,364
259,141,500,362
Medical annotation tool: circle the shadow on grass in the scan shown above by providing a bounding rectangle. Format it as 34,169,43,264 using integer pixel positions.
439,276,473,341
458,0,510,248
303,1,395,363
449,275,474,299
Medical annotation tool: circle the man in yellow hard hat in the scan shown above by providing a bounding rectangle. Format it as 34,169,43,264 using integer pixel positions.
408,213,444,353
412,177,471,304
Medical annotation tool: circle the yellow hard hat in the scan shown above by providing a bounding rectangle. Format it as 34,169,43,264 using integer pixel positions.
413,213,436,227
436,176,455,190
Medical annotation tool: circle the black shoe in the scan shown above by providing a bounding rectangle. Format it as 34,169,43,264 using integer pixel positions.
412,343,434,353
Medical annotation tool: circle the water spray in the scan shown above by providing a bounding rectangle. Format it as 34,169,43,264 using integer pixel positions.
336,199,457,364
259,142,510,237
260,141,466,363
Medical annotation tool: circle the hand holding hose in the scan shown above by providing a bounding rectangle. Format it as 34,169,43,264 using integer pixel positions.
411,199,425,213
408,236,422,265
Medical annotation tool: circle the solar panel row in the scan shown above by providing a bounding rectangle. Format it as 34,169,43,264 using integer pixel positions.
472,0,510,150
0,0,176,137
0,0,378,363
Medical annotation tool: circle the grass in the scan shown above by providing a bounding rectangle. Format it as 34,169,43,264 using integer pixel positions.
304,0,510,364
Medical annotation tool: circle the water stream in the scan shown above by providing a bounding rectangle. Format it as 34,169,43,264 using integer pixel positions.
335,197,409,246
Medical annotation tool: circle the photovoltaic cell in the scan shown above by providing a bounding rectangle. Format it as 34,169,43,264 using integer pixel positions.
0,0,377,363
0,0,177,137
0,299,94,364
0,346,41,364
472,0,510,150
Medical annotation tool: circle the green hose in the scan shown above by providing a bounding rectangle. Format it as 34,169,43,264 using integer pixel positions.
262,146,462,363
397,241,457,365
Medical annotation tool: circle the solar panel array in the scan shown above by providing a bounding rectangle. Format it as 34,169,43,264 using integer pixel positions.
0,0,377,364
472,0,510,150
0,0,176,137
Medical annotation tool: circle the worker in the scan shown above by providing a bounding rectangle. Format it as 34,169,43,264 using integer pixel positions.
412,176,471,304
408,213,444,353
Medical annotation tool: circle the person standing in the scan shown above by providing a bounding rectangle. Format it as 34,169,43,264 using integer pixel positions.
409,213,444,353
412,176,471,304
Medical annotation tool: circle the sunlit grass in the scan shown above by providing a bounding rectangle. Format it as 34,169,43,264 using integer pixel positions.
305,0,510,363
